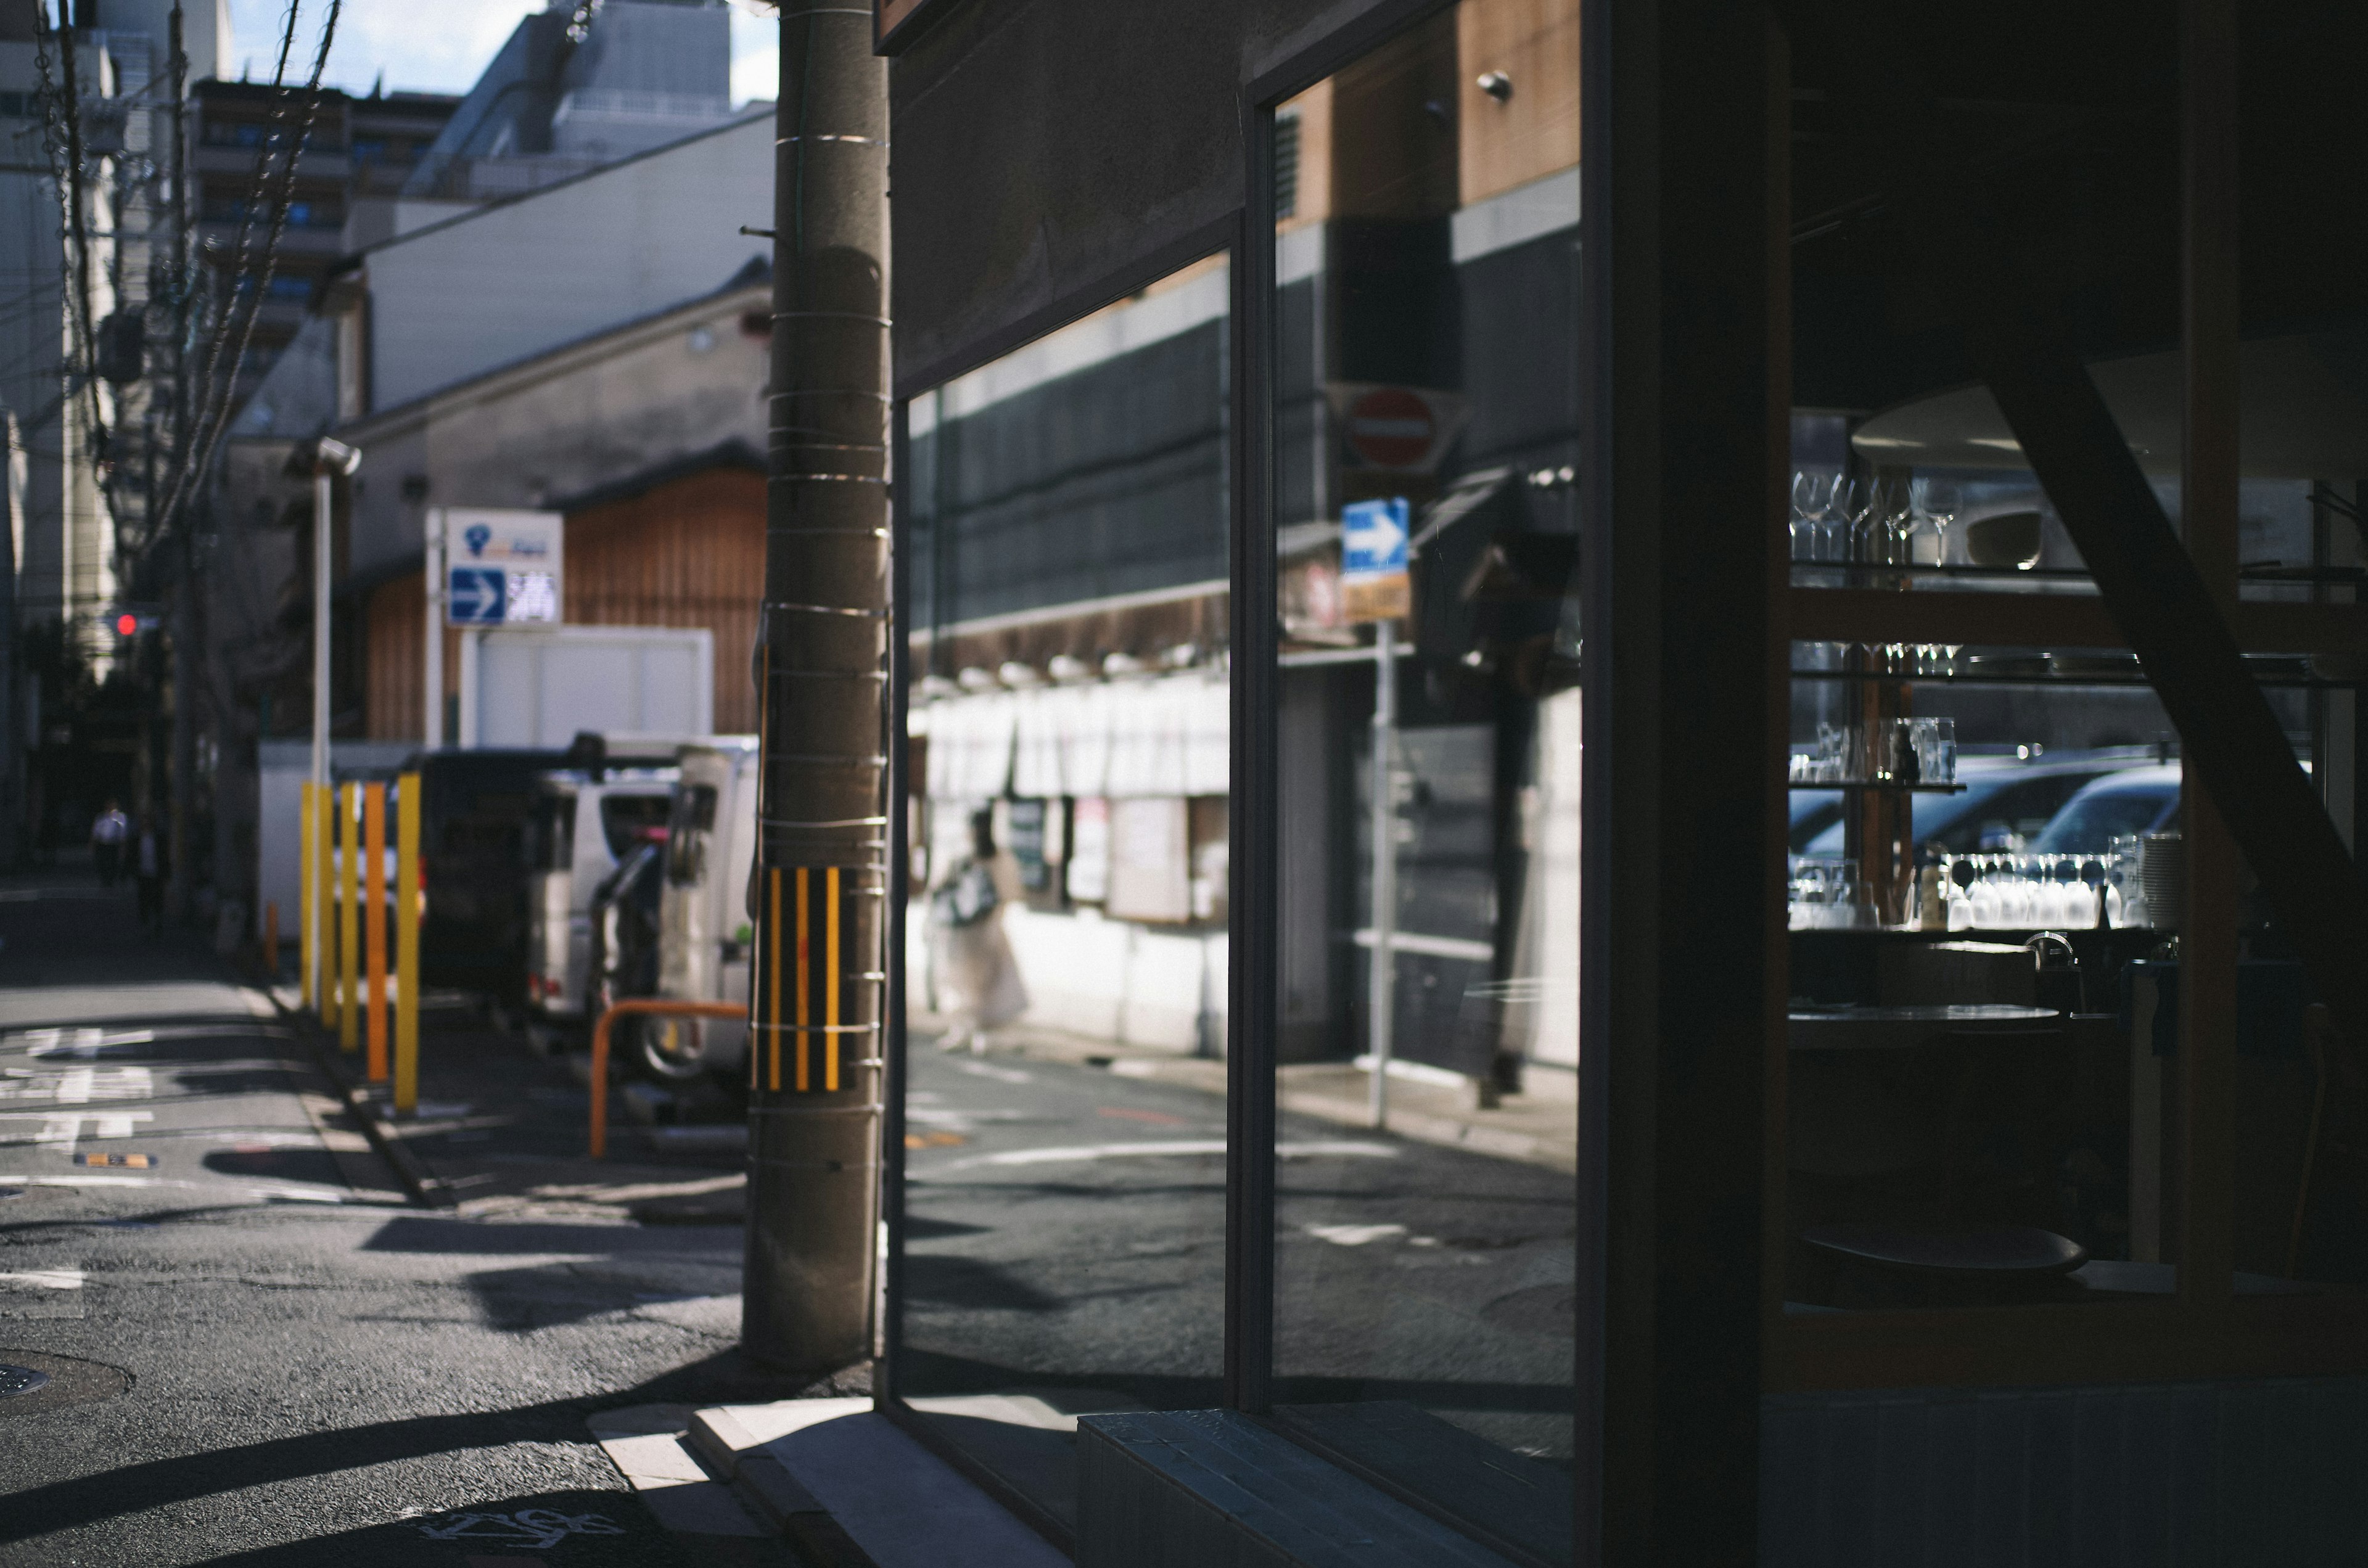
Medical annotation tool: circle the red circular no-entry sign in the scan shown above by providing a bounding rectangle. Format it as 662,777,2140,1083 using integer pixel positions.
1344,387,1435,469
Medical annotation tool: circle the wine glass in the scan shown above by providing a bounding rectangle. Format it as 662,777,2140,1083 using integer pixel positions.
1920,478,1961,566
1881,477,1917,565
1790,470,1821,564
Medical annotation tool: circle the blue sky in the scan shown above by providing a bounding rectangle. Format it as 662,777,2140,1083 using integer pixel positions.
224,0,779,105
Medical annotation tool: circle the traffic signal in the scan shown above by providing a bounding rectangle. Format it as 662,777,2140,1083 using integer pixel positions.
109,604,161,638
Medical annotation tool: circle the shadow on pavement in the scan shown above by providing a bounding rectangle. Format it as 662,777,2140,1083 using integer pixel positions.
0,1351,824,1549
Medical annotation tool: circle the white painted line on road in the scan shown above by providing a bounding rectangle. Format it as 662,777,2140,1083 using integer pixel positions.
0,1065,151,1103
951,1059,1033,1084
0,1110,155,1157
919,1138,1397,1174
0,1268,83,1289
12,1027,155,1059
1305,1223,1410,1246
0,1266,86,1319
0,1174,353,1202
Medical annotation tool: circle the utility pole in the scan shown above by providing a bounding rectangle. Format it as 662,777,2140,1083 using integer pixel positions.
165,2,195,923
303,438,360,1004
742,0,890,1373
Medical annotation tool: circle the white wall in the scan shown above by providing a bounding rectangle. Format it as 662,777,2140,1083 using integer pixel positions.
365,111,773,412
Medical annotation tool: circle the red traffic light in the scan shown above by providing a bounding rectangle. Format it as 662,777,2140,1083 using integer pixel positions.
116,613,138,636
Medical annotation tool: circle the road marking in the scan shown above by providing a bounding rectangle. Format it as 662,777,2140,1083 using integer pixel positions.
12,1028,155,1059
0,1174,350,1201
952,1059,1032,1083
0,1065,151,1103
0,1268,83,1289
0,1266,86,1319
919,1138,1398,1173
1305,1223,1412,1246
412,1509,625,1548
0,1110,155,1157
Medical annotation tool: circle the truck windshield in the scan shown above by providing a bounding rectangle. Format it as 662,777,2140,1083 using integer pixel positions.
601,793,674,860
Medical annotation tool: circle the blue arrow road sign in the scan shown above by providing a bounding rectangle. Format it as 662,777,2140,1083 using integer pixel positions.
1341,496,1411,579
448,566,506,625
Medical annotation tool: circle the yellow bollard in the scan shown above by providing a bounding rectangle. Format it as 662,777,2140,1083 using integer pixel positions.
364,783,388,1082
339,782,361,1053
298,783,316,1008
316,782,337,1028
395,771,421,1116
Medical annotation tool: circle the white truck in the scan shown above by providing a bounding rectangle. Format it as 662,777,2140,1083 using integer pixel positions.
524,764,678,1030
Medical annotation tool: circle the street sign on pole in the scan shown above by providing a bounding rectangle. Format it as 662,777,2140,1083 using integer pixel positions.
1340,496,1412,622
442,509,564,629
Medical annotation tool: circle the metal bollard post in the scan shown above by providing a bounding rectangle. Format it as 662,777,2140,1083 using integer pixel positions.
298,785,315,1007
396,772,421,1115
339,783,361,1053
316,783,338,1028
364,783,388,1082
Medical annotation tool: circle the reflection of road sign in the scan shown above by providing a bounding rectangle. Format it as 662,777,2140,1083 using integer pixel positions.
1340,497,1412,623
1342,497,1410,577
442,509,563,629
1346,387,1437,469
448,567,506,625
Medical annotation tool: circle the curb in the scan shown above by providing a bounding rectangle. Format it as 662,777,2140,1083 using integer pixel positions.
257,982,453,1209
591,1403,881,1566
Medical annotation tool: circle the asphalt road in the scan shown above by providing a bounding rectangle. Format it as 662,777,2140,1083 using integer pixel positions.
0,866,783,1567
897,1036,1577,1517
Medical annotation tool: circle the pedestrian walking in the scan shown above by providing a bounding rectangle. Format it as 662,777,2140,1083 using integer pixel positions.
134,815,168,935
90,800,130,886
929,807,1028,1053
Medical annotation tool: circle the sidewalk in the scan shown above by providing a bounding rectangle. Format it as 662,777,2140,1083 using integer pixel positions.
593,1398,1066,1568
268,980,752,1223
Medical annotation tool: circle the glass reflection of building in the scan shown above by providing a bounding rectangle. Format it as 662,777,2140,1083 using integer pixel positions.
873,0,2368,1561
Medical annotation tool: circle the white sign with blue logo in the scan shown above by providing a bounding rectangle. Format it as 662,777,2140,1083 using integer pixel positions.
442,509,564,629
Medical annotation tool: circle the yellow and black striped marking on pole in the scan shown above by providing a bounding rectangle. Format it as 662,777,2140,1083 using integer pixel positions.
759,866,850,1093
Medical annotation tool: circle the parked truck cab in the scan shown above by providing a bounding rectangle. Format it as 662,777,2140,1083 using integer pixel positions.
641,738,761,1082
524,766,677,1027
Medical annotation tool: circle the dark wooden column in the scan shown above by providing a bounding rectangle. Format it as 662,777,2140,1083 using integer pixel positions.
1583,1,1783,1559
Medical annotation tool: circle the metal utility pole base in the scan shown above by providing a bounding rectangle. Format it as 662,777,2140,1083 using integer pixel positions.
744,1100,882,1369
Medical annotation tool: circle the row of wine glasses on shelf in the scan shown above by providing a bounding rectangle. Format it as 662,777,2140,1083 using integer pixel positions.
1790,471,1962,566
1787,847,2167,932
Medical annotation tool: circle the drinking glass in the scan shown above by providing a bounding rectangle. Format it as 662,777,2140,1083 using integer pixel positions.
1790,470,1822,564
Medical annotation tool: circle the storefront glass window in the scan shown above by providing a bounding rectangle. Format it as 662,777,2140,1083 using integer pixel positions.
1780,2,2366,1332
894,255,1233,1534
1265,4,1581,1561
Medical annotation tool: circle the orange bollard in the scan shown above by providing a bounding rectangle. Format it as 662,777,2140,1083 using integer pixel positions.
364,784,389,1082
587,999,744,1158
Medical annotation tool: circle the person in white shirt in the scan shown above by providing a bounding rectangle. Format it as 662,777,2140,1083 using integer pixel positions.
89,801,130,887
